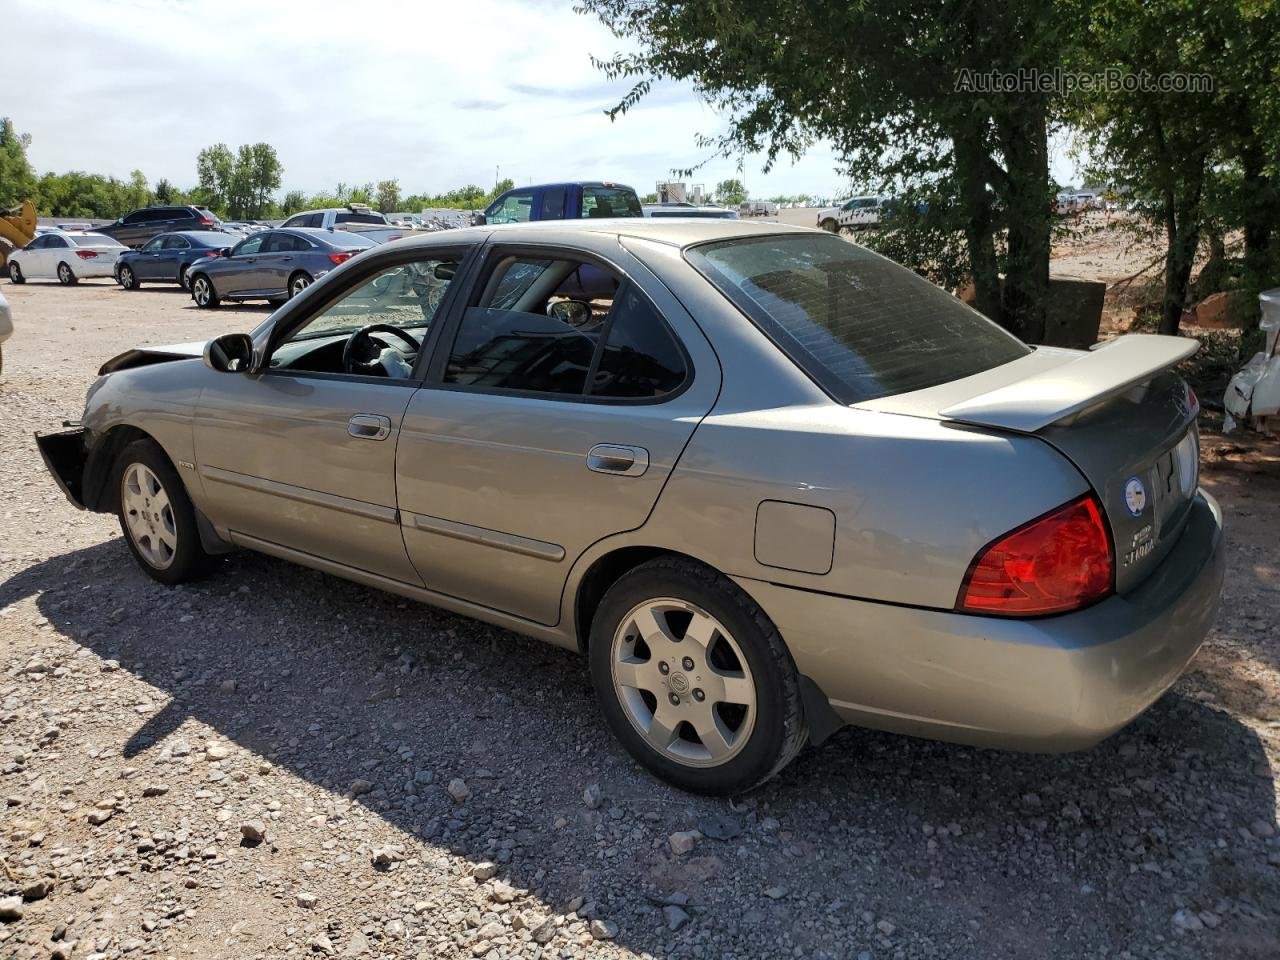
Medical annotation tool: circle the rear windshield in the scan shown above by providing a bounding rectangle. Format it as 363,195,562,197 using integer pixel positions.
331,233,376,249
71,233,124,247
686,233,1029,403
335,212,387,225
581,186,642,219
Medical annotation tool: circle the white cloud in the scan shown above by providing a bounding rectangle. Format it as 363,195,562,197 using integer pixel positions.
5,0,850,199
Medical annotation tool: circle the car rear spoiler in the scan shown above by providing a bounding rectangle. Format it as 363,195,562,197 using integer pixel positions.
939,334,1198,433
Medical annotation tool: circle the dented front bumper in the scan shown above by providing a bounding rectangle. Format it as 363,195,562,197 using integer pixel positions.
35,429,89,509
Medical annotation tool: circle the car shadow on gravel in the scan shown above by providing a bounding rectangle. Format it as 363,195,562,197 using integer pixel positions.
4,539,1278,958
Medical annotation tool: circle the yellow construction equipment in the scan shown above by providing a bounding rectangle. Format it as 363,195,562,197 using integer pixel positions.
1,200,38,273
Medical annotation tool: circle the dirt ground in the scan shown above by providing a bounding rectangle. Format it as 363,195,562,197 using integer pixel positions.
0,257,1277,960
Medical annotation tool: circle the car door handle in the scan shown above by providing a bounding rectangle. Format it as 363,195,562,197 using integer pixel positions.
348,414,391,441
586,443,649,477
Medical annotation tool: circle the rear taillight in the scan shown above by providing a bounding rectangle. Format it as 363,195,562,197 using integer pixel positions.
328,252,353,265
75,250,98,259
199,217,214,226
957,494,1113,616
1185,382,1200,417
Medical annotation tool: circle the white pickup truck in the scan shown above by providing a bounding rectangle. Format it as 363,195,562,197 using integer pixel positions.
817,196,884,232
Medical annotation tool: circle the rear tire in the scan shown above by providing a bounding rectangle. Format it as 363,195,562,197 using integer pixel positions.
117,264,140,290
287,271,313,300
113,439,216,585
57,262,77,285
820,218,838,233
191,274,220,308
588,557,807,795
8,261,24,284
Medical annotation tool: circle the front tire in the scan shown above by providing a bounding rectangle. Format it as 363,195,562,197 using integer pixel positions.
287,271,313,299
8,261,24,284
118,264,140,290
57,262,77,285
588,557,807,795
191,274,220,308
179,264,192,290
113,439,215,585
820,218,838,233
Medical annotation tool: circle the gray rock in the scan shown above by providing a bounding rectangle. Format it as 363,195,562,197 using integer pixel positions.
669,831,698,856
297,891,318,909
1172,909,1204,933
349,778,373,796
447,778,470,803
240,820,267,844
763,885,787,900
589,919,618,940
0,895,23,922
582,783,603,809
472,861,498,880
663,905,691,931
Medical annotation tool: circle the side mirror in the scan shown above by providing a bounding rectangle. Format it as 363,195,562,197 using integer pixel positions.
546,299,593,327
219,247,233,258
203,333,255,373
473,213,487,226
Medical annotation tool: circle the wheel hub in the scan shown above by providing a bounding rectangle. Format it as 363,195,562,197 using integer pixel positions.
610,598,756,768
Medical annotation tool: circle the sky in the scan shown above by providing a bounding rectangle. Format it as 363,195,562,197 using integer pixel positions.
4,0,1083,202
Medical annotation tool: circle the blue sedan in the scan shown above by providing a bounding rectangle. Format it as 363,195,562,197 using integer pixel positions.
189,228,375,308
115,231,240,291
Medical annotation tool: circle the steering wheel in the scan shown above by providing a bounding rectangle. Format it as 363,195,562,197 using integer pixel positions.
342,323,421,375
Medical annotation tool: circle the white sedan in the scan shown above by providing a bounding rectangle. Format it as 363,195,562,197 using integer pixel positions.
8,231,126,285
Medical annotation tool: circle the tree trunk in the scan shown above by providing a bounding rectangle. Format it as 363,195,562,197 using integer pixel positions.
998,101,1051,343
1160,186,1203,336
952,126,1002,325
1240,146,1274,334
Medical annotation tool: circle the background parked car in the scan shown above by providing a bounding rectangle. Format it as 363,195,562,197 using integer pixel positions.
476,181,642,224
8,231,125,285
188,227,374,308
115,231,241,291
816,196,884,231
642,202,739,219
93,205,223,248
280,204,403,244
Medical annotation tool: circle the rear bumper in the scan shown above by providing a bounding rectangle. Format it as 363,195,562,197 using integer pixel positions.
72,261,120,279
36,429,89,509
737,490,1226,752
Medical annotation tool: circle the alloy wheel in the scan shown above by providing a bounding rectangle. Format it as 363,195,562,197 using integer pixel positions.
290,274,311,297
120,462,178,569
57,262,73,284
609,598,756,767
119,266,133,288
193,277,211,306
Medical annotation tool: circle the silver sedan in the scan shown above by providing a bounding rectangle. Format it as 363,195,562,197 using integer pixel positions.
37,219,1224,794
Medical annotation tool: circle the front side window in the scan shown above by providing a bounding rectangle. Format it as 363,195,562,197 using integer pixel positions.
687,233,1029,403
444,253,685,400
233,235,265,257
580,186,642,218
486,191,535,224
141,236,165,252
271,255,463,379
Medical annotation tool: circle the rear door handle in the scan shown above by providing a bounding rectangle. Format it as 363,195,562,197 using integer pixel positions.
586,443,649,477
348,414,391,441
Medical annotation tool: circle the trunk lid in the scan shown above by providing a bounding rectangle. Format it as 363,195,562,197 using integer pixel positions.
857,335,1202,593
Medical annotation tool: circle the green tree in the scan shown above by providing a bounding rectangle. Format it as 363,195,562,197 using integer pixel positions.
280,189,308,215
714,178,746,205
0,117,37,209
1071,0,1280,335
124,169,151,211
196,143,235,213
578,0,1078,340
375,178,401,213
153,178,175,205
244,143,282,219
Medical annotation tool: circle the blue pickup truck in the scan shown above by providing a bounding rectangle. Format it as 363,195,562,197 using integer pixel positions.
477,181,643,225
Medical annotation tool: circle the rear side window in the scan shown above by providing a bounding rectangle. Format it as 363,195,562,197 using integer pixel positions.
443,253,686,400
581,186,642,218
686,234,1029,403
541,187,566,219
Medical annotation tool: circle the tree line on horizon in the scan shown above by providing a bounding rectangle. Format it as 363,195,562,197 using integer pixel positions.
0,126,523,222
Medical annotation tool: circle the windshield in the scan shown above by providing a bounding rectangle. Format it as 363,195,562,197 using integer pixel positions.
686,233,1029,403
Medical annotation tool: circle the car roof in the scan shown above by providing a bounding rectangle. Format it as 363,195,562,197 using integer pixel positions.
390,217,809,251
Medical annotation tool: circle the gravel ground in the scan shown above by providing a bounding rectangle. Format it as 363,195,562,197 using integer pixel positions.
1,277,1278,960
